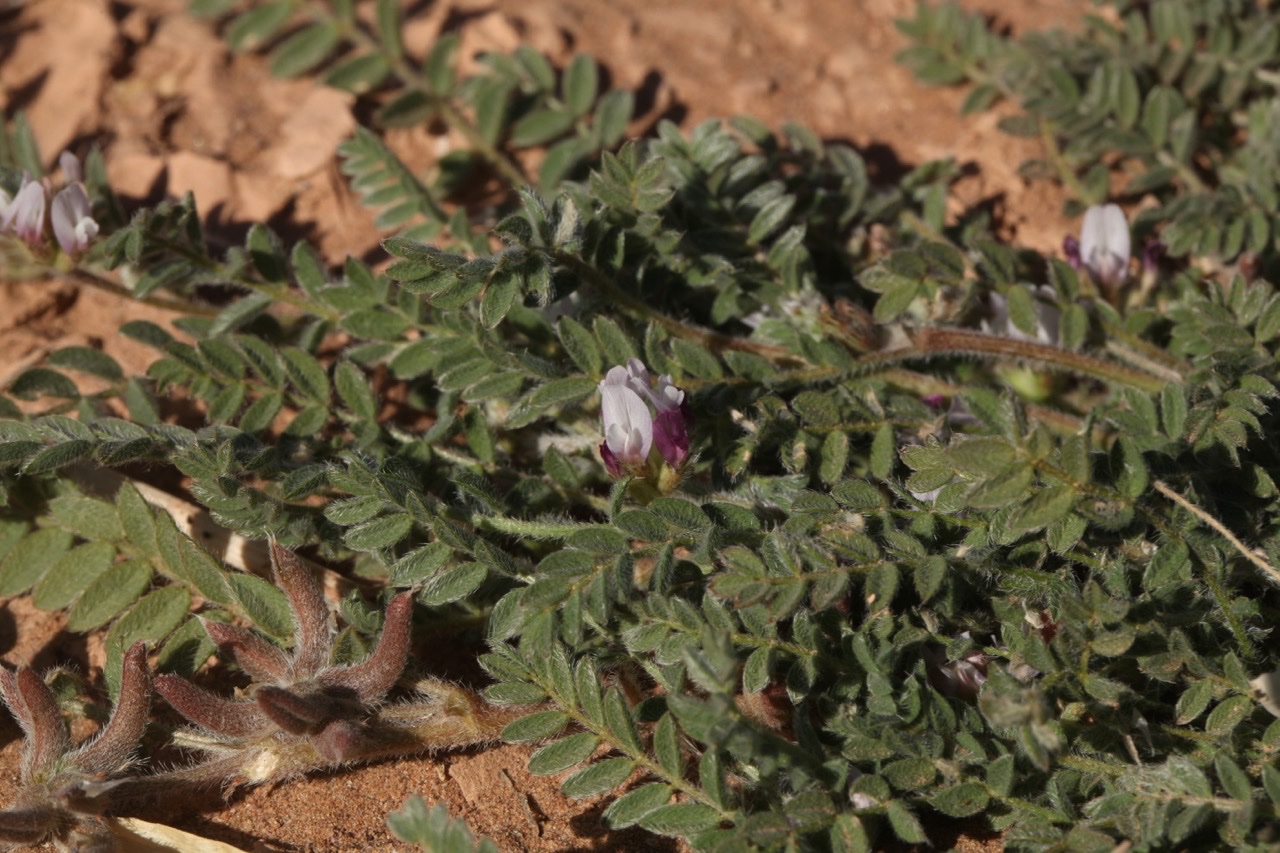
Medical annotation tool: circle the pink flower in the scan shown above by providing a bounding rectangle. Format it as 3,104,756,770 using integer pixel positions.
1,179,46,246
52,183,98,255
598,361,691,476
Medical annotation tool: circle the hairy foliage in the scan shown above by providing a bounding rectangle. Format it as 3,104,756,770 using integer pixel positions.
0,1,1279,851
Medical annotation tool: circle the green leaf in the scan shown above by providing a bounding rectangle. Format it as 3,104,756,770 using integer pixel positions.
502,710,571,743
387,796,499,853
1058,303,1089,351
374,0,403,62
391,542,452,586
1008,486,1075,533
269,22,340,78
511,109,575,147
282,347,331,403
165,533,233,606
480,272,521,329
602,783,672,828
557,317,602,375
527,377,598,409
418,562,486,605
48,495,124,542
227,572,294,641
423,32,459,94
1264,764,1280,806
527,732,600,775
883,757,936,791
563,54,599,117
10,367,79,400
32,541,117,611
886,800,927,844
1214,754,1252,802
638,803,722,836
870,423,895,480
226,2,292,53
669,339,722,381
104,585,191,698
47,346,123,381
0,527,73,596
562,756,635,799
929,782,989,817
654,712,684,778
66,559,153,631
986,753,1015,797
966,464,1033,508
335,360,377,421
593,316,638,365
322,53,390,94
1205,695,1253,737
1175,679,1214,725
748,194,796,244
1161,384,1187,440
345,514,414,551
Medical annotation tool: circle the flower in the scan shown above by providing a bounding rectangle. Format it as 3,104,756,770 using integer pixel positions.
51,183,98,255
0,153,99,255
598,360,691,476
1080,203,1130,286
599,366,654,476
59,151,82,185
0,179,46,247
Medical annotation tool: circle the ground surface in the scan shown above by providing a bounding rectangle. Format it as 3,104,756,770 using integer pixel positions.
0,0,1088,849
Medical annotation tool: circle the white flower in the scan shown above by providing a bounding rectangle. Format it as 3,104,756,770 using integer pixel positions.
0,179,46,246
51,183,98,255
1080,203,1130,286
599,366,653,474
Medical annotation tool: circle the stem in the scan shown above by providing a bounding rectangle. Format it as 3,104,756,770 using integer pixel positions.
550,249,805,364
58,269,218,317
1038,119,1094,203
899,327,1170,393
1153,479,1280,587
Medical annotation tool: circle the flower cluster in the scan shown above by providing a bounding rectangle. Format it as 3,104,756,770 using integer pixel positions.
597,359,692,477
0,152,99,256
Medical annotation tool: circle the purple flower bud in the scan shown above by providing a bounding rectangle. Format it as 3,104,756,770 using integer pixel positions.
1142,238,1164,274
1062,234,1081,270
1080,203,1130,286
1,180,46,246
653,406,691,468
51,183,98,255
599,441,622,478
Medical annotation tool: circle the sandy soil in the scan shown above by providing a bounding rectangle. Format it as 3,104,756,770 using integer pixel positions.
0,0,1088,848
